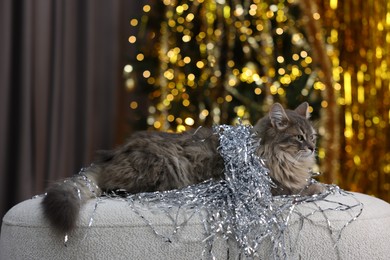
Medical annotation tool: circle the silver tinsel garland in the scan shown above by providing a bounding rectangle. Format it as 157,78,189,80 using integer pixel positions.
46,123,363,259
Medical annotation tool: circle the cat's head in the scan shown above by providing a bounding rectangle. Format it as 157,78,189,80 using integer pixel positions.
254,102,317,159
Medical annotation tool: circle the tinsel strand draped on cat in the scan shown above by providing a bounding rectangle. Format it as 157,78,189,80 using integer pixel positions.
42,102,324,234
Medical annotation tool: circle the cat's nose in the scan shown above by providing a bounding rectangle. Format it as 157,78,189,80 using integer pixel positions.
307,144,315,153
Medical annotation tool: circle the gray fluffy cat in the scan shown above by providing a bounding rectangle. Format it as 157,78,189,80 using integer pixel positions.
42,102,324,234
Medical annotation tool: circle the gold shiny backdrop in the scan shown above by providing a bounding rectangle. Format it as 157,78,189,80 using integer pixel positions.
318,0,390,200
125,0,390,202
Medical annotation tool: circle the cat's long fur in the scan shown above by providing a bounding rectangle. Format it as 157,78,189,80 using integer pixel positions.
42,102,324,234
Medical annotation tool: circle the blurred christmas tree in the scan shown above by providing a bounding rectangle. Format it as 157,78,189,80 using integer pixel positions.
123,0,390,202
125,0,326,132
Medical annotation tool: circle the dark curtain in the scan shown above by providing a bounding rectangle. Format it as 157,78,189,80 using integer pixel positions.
0,0,127,221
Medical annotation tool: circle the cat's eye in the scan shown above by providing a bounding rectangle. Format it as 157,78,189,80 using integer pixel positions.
295,135,304,142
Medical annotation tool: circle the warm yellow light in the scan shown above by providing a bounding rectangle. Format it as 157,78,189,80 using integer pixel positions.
128,36,136,43
330,0,338,10
318,148,325,159
143,5,151,13
124,65,133,73
313,13,320,20
199,109,209,119
228,78,237,86
153,121,161,129
276,28,284,35
176,5,184,14
176,125,186,132
358,86,365,103
330,29,338,43
291,66,300,76
182,35,191,42
277,56,284,63
184,117,195,126
130,101,138,109
130,19,138,26
304,57,312,64
372,117,380,124
236,106,245,117
125,78,135,91
136,53,144,61
353,155,361,166
166,94,174,101
278,68,285,75
270,85,278,95
196,61,205,68
183,56,191,64
186,13,194,22
223,6,231,19
344,110,353,138
254,88,262,95
344,71,352,105
182,100,190,106
143,70,151,78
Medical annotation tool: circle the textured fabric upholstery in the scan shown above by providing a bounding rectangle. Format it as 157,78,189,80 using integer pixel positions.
1,192,390,259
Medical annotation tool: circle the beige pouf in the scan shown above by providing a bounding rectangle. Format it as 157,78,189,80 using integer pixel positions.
1,192,390,260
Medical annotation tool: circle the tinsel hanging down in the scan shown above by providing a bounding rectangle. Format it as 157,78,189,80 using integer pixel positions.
43,123,363,259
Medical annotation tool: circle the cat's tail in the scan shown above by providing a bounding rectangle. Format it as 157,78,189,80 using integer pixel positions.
41,167,102,234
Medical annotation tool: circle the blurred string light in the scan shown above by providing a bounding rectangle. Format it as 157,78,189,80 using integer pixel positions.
125,0,390,201
125,0,325,133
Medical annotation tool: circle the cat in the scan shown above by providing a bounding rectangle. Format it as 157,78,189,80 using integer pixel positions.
42,102,324,234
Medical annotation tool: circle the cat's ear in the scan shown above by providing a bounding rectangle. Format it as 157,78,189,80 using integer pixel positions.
269,103,289,130
295,102,310,119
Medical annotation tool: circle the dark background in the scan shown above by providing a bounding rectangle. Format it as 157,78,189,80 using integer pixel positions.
0,0,146,222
